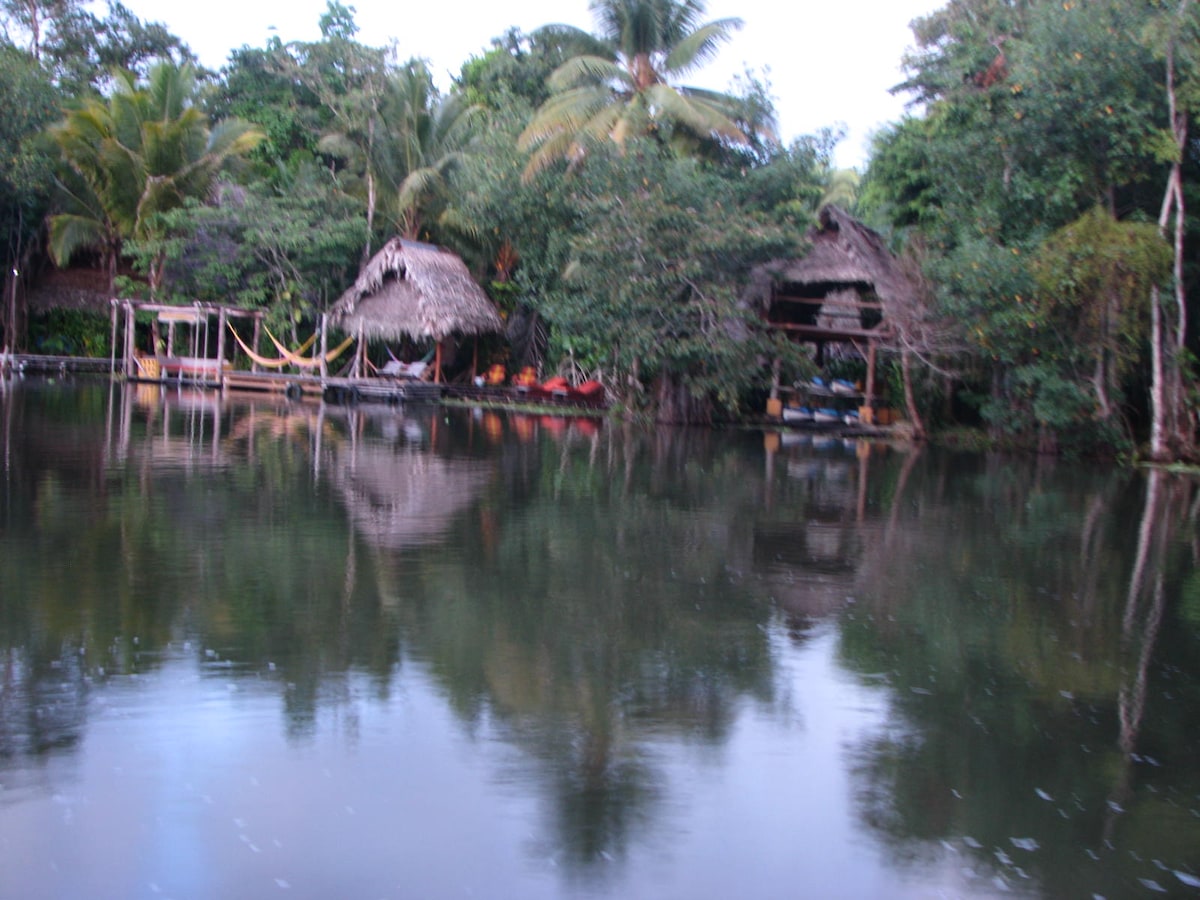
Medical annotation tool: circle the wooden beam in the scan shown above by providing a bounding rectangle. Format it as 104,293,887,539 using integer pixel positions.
770,296,885,310
770,323,890,341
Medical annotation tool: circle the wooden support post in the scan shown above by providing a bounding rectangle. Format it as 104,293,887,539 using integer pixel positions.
251,316,262,374
319,314,328,381
765,355,784,418
109,301,118,378
865,340,877,409
124,301,136,379
194,304,203,362
434,340,443,384
354,322,364,378
216,307,227,391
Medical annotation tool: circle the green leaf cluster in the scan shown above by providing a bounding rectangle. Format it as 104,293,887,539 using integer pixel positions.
862,0,1198,453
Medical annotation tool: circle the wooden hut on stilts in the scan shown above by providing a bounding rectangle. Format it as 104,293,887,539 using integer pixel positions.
328,238,504,384
748,205,915,423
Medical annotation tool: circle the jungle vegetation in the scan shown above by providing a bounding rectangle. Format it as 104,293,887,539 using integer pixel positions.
1,0,1198,458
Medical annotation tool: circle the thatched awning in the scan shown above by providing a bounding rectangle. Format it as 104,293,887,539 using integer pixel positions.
329,238,503,343
747,205,916,311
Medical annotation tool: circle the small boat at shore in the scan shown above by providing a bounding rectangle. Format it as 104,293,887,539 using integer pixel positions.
812,407,842,424
782,405,814,423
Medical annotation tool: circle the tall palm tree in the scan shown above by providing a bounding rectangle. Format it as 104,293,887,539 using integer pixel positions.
385,62,483,242
518,0,747,179
48,62,263,294
319,60,482,251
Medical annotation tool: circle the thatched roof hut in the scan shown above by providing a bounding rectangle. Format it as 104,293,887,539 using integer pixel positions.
747,205,914,342
330,238,503,344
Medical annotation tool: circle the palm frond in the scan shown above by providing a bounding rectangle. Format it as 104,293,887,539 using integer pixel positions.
518,85,615,149
531,23,612,58
207,118,267,159
548,54,627,92
47,213,110,267
663,19,742,76
521,129,589,182
645,83,745,141
397,165,445,210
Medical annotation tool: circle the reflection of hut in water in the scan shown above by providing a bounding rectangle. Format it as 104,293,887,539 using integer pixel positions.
753,445,890,621
753,518,865,619
328,238,504,383
332,444,494,550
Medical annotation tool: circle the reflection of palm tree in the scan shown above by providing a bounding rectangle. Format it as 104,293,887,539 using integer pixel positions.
518,0,747,179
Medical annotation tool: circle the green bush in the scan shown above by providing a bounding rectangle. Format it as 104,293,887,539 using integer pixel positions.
27,309,111,357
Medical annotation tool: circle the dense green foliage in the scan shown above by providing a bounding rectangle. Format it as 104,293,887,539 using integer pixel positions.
0,42,58,349
861,0,1200,457
5,0,1200,448
47,61,264,295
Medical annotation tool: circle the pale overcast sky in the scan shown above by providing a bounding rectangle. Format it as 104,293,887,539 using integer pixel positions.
121,0,942,169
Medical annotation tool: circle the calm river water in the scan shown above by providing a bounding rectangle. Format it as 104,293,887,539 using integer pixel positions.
2,379,1199,899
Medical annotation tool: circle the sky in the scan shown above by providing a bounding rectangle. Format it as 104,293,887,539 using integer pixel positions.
120,0,943,169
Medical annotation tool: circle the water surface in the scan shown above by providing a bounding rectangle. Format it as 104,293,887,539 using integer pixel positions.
2,380,1199,898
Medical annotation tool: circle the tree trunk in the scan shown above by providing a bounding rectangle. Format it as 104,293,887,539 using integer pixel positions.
3,266,17,353
1149,285,1168,460
653,371,711,425
361,165,376,269
901,348,926,441
1150,1,1194,461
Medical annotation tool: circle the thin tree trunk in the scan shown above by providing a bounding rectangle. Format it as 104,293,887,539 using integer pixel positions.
1150,285,1168,460
1150,1,1193,460
361,115,377,268
362,166,376,268
901,347,926,441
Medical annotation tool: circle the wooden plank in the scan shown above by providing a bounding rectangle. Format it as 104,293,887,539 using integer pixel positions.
770,297,886,310
770,323,890,341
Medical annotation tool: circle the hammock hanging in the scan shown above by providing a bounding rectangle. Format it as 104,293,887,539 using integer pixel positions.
227,323,355,369
264,326,325,366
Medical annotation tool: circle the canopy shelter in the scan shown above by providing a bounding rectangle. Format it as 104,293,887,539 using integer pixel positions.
328,238,504,383
746,205,916,410
111,299,265,384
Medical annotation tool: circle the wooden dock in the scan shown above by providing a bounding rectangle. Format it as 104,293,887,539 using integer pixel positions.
3,353,614,413
2,353,445,405
2,353,112,376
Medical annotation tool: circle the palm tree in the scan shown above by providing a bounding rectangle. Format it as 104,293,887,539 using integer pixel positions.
384,62,483,242
48,62,263,294
518,0,748,180
318,60,482,252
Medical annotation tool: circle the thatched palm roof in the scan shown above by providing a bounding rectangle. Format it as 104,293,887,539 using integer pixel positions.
330,238,503,342
747,205,915,310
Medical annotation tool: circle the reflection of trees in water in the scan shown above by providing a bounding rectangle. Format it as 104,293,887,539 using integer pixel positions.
1,389,790,877
837,454,1200,896
32,386,1199,888
0,386,404,750
0,646,88,772
366,423,783,873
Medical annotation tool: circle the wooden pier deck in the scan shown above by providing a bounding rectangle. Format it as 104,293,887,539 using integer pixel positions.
2,353,112,376
2,354,445,405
